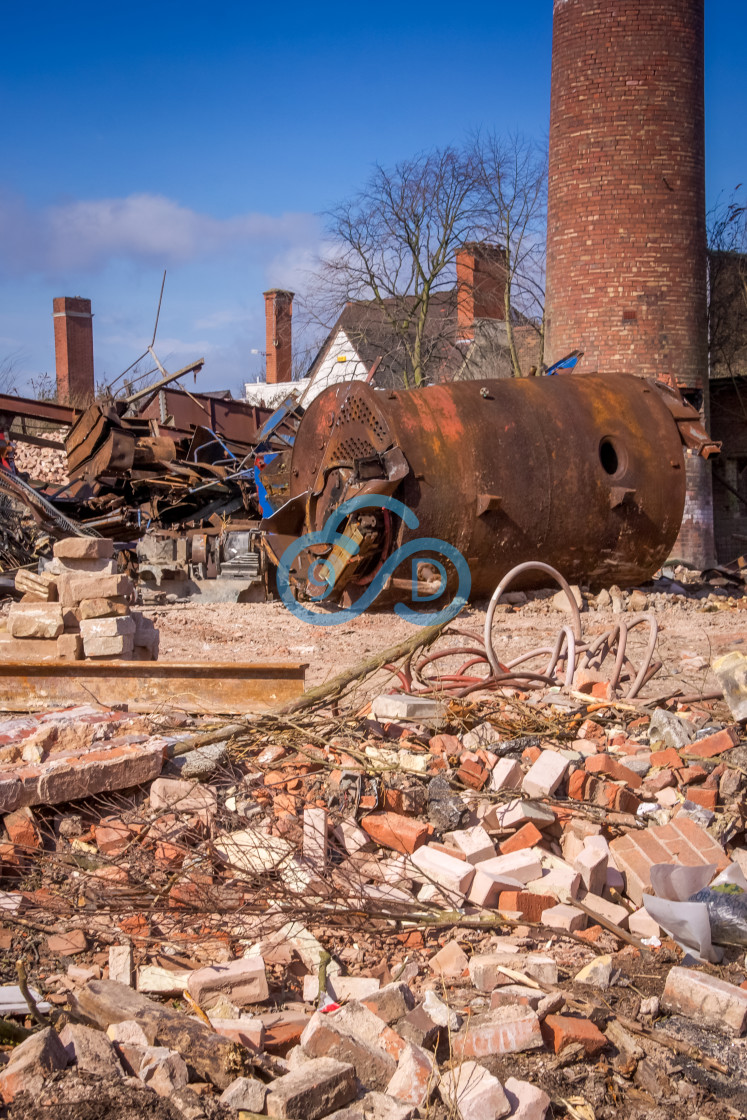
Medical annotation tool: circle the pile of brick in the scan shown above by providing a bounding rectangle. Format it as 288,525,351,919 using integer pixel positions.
12,428,69,486
2,537,157,661
1,675,747,1114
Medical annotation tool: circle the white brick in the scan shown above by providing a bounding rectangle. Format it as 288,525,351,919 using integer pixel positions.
439,1060,511,1120
490,758,524,792
574,847,608,896
410,845,475,899
443,824,495,865
521,751,569,799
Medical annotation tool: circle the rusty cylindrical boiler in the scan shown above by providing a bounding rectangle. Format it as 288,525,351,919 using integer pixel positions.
266,373,716,603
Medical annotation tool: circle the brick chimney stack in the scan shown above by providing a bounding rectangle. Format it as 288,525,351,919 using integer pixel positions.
456,244,507,341
263,290,294,384
53,296,95,407
544,0,713,568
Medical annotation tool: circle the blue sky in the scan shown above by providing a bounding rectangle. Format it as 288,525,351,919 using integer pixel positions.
1,0,745,397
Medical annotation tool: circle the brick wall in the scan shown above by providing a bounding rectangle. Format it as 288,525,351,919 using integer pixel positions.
545,0,713,566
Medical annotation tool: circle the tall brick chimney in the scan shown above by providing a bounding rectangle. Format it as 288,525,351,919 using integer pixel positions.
263,289,294,384
544,0,714,568
53,296,95,407
456,244,507,341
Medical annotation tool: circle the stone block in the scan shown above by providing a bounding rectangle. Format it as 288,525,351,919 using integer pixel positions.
149,777,217,818
362,982,415,1025
662,966,747,1036
7,602,64,639
503,1077,551,1120
78,596,130,620
109,944,133,986
59,1022,123,1078
265,1057,357,1120
220,1076,269,1112
429,939,468,979
57,633,83,659
82,634,134,658
139,1046,189,1096
0,1025,68,1103
60,573,134,606
54,538,115,560
80,615,136,639
188,955,269,1010
439,1060,511,1120
385,1042,435,1107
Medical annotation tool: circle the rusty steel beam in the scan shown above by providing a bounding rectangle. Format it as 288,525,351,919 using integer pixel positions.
276,373,716,599
0,660,306,715
0,392,79,429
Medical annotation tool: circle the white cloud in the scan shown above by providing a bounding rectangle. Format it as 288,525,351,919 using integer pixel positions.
0,192,321,278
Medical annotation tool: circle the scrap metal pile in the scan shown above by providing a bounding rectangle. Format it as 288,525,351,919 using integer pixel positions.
263,373,721,610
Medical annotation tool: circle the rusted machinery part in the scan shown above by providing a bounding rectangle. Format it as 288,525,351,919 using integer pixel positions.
286,373,696,600
0,466,100,539
385,562,661,701
484,561,582,675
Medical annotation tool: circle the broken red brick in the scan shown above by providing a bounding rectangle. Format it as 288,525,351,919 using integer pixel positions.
429,734,461,756
542,1015,607,1056
649,747,685,770
567,770,588,800
457,760,489,790
682,787,717,811
361,812,431,855
499,822,544,855
4,808,41,851
584,755,639,787
498,892,557,923
678,765,708,785
94,818,132,856
46,930,88,956
577,719,605,741
686,726,739,759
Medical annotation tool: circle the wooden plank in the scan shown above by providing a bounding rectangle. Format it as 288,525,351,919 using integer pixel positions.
0,660,306,715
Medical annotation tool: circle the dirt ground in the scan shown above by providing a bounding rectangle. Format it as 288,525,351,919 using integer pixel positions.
143,581,747,702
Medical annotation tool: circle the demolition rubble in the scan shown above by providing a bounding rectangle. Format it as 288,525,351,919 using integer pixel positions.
0,563,747,1120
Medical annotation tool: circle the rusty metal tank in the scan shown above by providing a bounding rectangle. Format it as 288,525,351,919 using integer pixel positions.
273,373,713,599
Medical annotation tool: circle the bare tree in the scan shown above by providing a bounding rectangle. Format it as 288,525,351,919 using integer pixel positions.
309,146,481,388
471,131,547,377
708,188,747,379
